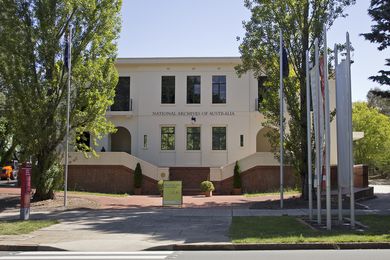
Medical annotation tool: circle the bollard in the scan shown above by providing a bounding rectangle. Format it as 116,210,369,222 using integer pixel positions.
20,162,32,220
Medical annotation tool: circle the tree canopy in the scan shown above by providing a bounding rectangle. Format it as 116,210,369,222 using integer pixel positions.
0,0,122,200
361,0,390,86
237,0,355,198
353,102,390,177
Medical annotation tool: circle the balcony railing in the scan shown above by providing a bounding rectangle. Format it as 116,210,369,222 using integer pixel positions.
106,98,133,117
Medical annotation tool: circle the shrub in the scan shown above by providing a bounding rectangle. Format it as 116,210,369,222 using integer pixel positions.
134,163,143,189
200,181,215,192
233,161,241,189
158,180,164,194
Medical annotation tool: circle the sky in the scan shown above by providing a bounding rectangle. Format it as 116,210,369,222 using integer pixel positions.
118,0,389,102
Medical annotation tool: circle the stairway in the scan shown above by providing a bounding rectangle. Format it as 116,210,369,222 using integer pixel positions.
169,167,210,195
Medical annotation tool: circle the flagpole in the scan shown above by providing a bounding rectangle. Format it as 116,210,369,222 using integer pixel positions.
306,50,313,220
279,29,284,209
64,26,71,207
323,25,332,230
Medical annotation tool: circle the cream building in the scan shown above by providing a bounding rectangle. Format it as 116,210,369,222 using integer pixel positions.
68,57,339,194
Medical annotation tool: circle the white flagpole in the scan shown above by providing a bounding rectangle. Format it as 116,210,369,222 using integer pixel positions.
306,50,313,220
334,44,343,223
279,30,284,209
314,38,321,224
64,26,71,207
323,25,331,230
346,32,355,228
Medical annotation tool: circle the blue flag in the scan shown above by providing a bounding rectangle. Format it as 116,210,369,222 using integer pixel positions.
64,31,70,71
282,45,289,78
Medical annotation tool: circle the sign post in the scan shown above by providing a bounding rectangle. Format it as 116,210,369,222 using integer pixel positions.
20,162,32,220
162,181,182,207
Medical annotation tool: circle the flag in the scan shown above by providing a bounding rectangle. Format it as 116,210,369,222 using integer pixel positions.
282,45,289,78
64,30,70,71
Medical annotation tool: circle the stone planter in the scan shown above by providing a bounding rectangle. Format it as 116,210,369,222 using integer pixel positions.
232,188,242,195
204,190,212,197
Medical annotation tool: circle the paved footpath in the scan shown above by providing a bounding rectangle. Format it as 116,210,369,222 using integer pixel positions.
0,184,389,251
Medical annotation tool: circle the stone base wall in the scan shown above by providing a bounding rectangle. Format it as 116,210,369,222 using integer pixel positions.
169,167,210,194
68,164,368,195
68,165,158,195
214,166,296,195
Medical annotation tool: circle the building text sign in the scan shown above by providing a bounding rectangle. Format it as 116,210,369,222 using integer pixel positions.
152,111,235,116
162,181,183,207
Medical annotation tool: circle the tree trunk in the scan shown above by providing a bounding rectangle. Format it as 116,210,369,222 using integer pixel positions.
32,153,57,201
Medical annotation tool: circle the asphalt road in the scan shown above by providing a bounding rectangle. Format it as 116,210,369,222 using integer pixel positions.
1,250,390,260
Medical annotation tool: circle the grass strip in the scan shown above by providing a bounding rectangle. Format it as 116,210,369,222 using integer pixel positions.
0,220,58,235
230,215,390,243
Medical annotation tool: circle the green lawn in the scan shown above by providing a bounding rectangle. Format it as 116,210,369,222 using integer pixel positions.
58,191,129,197
0,220,58,235
230,215,390,243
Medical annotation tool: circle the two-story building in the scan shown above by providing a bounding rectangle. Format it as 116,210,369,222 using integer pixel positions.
68,57,297,195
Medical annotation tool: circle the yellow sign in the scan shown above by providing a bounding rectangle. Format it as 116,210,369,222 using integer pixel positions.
163,181,182,206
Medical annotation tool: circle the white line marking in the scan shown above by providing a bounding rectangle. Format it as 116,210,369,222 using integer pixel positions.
0,256,168,260
17,252,173,255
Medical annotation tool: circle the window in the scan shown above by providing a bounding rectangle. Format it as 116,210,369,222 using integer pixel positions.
111,77,130,111
161,127,175,150
240,135,244,147
257,76,267,110
186,127,201,150
212,127,226,150
187,76,201,104
143,135,148,149
161,76,175,104
212,75,226,104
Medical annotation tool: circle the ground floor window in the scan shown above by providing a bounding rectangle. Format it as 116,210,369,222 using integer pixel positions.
212,127,226,150
186,127,201,150
161,126,175,150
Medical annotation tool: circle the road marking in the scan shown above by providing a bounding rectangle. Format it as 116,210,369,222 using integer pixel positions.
0,252,173,260
17,252,173,255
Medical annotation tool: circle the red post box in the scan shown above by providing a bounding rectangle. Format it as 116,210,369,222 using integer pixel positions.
20,162,32,220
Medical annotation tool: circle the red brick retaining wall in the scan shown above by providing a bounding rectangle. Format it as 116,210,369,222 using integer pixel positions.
214,166,296,195
68,165,158,195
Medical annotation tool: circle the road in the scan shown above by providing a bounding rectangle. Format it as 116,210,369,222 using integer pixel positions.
1,250,390,260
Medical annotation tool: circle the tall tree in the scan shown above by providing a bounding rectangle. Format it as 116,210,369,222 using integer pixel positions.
0,0,122,200
367,88,390,115
361,0,390,87
237,0,355,198
353,102,390,177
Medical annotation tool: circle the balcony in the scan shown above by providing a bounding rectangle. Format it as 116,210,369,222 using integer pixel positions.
106,98,133,118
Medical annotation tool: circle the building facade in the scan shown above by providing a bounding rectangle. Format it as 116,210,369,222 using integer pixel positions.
68,57,298,194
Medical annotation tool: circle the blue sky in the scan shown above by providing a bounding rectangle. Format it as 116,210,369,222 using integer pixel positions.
118,0,389,102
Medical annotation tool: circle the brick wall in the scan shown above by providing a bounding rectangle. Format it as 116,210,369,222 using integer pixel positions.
68,165,158,194
169,167,210,194
214,165,296,195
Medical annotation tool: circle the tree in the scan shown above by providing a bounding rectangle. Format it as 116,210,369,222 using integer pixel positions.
353,102,390,177
361,0,390,87
0,0,122,200
367,88,390,115
237,0,356,199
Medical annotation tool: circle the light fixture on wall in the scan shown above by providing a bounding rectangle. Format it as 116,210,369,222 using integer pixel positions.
191,116,196,124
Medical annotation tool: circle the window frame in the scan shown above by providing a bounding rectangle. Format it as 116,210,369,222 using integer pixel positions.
212,75,226,104
160,126,175,151
161,76,175,104
212,126,227,151
187,76,201,104
186,126,201,151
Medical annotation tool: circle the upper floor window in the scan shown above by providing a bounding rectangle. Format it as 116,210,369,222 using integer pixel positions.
161,76,175,104
187,76,201,104
186,127,201,150
161,126,175,150
111,77,130,111
212,75,226,104
212,127,226,150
